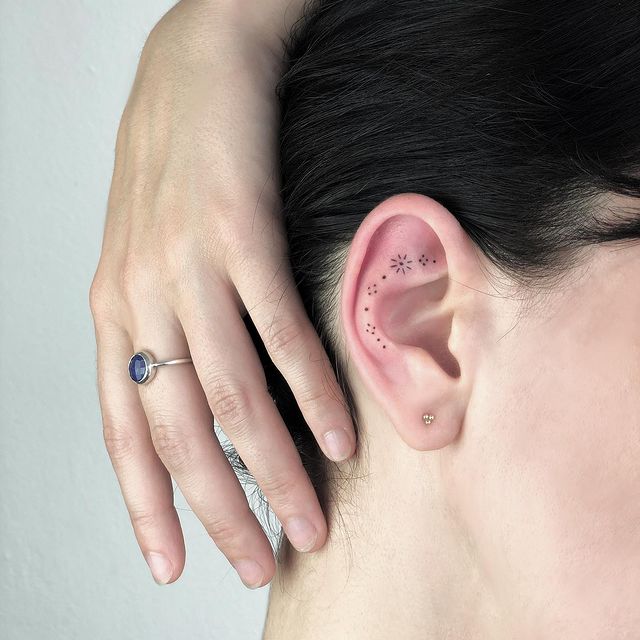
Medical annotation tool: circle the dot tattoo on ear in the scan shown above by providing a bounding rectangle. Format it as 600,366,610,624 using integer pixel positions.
364,322,386,348
390,254,413,274
361,248,437,349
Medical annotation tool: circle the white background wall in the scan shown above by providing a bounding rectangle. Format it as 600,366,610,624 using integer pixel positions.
0,1,270,638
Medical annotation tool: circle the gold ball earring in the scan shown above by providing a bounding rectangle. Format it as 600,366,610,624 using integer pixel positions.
422,413,435,425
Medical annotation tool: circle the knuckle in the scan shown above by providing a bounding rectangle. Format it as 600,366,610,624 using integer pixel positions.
295,384,331,414
88,277,103,316
119,255,141,300
205,515,243,549
89,273,115,320
215,216,243,253
161,235,197,289
118,238,184,303
149,418,193,472
162,237,185,276
263,319,303,361
128,507,159,532
206,377,251,432
119,254,156,303
258,473,298,507
103,422,136,463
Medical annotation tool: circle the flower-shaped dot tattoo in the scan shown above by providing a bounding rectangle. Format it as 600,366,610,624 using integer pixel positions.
390,254,413,274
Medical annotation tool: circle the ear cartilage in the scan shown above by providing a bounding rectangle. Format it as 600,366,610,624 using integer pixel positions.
389,254,413,275
422,414,435,426
417,253,437,266
363,321,386,349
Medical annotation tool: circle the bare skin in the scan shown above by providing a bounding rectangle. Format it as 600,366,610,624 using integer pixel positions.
264,193,640,639
89,0,356,590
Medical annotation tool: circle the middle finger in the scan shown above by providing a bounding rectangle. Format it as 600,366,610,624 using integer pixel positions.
177,284,328,555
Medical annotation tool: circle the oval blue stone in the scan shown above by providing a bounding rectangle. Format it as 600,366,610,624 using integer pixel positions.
129,353,148,383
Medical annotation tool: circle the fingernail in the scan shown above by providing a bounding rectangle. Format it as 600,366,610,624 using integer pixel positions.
286,516,318,552
144,551,174,585
233,559,265,589
324,428,352,462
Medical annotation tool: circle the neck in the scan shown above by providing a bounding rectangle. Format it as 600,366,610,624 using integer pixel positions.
262,417,502,640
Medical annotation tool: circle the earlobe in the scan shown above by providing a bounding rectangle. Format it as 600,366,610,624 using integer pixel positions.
340,193,479,451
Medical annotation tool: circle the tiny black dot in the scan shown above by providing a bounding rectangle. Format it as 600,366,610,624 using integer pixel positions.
377,338,381,342
433,259,436,263
382,345,386,349
364,307,369,311
382,275,387,279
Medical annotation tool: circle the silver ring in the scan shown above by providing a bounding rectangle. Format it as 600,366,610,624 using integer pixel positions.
128,350,192,384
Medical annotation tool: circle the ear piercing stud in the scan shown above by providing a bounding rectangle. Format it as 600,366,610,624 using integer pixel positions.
422,414,435,425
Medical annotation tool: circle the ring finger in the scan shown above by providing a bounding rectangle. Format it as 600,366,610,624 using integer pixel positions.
94,320,185,585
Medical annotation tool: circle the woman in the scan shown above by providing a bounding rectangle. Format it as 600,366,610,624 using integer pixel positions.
253,0,640,637
91,0,640,635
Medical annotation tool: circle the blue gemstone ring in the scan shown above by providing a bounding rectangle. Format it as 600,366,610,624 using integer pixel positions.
128,351,193,384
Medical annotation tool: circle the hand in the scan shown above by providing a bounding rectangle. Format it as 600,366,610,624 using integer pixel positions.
89,0,355,589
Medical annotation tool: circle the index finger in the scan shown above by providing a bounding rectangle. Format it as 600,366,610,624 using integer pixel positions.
230,245,357,463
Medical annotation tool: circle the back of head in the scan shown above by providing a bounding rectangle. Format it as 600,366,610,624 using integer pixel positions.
243,0,640,512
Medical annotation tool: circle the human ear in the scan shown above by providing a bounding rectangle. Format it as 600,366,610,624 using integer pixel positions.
340,193,484,451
